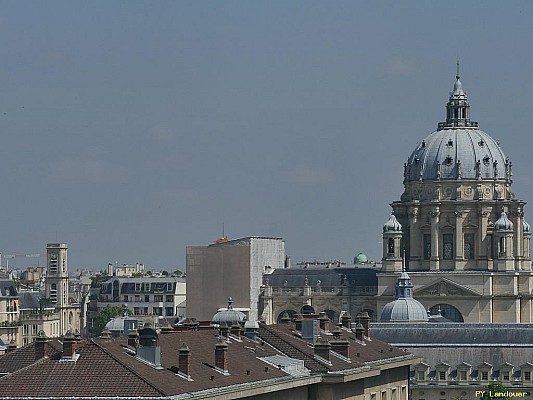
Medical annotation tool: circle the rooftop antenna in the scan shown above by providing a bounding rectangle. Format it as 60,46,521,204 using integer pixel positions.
456,59,460,79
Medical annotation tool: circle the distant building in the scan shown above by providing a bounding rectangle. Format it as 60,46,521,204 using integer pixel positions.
372,323,533,400
186,236,285,321
107,262,144,277
96,276,186,320
259,261,380,324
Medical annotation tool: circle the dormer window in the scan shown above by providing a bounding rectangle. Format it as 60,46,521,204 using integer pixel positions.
478,139,485,147
444,156,453,165
483,156,490,165
447,139,453,147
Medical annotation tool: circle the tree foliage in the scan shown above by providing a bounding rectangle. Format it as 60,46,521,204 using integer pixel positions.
90,305,131,336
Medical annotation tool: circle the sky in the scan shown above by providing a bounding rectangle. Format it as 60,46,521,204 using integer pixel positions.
1,1,533,271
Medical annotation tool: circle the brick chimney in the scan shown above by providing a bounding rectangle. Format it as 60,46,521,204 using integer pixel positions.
127,329,138,348
331,335,350,358
215,338,229,372
35,330,49,360
354,323,365,341
62,330,77,358
280,312,292,324
294,314,303,331
314,340,331,361
341,313,352,328
230,322,241,338
319,312,330,331
356,311,371,337
219,323,229,338
178,343,191,376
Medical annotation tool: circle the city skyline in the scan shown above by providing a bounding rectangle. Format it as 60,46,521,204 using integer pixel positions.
1,2,533,269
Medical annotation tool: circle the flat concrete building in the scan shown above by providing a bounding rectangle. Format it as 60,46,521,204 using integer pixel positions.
186,236,285,321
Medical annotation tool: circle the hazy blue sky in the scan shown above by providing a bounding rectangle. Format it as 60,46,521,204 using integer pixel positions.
1,2,533,270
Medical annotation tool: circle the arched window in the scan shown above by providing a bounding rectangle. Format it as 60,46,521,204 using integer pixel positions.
388,238,395,255
301,305,315,315
429,304,464,322
276,309,297,323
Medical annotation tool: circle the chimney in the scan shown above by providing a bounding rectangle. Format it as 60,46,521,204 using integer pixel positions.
219,323,229,338
230,322,241,338
319,312,330,331
356,311,371,337
294,314,303,331
35,330,49,360
314,340,331,361
354,323,365,341
62,330,77,358
341,313,352,328
280,312,292,324
127,329,138,348
178,343,191,376
6,342,16,353
215,338,228,372
331,333,350,358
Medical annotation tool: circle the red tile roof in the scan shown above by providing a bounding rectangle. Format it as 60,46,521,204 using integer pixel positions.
0,323,414,398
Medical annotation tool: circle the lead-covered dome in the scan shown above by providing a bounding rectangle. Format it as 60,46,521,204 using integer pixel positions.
404,72,511,182
211,297,246,327
495,211,514,232
380,270,428,323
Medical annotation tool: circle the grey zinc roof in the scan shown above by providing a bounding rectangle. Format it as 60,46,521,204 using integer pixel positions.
18,292,42,310
371,323,533,346
405,128,508,181
265,268,378,288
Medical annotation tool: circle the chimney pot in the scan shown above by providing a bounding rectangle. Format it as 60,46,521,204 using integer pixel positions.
35,330,49,360
178,343,191,376
355,323,365,341
62,330,77,357
215,338,228,372
314,340,331,361
127,329,138,348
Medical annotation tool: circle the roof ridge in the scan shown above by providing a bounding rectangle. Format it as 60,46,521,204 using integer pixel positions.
89,338,167,396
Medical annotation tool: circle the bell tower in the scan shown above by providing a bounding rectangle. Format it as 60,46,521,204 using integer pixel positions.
45,243,70,333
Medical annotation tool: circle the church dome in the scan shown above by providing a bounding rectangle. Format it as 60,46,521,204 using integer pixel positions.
495,211,514,232
211,297,246,327
383,213,402,233
404,71,510,182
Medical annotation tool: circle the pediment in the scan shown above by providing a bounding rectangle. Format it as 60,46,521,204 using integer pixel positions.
414,277,481,297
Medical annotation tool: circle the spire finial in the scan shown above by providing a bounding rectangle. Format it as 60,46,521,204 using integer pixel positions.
456,59,460,80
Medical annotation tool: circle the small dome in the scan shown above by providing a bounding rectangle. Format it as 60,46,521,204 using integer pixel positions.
211,297,246,327
495,212,513,232
380,269,428,323
380,298,429,323
383,213,402,233
524,219,531,234
354,253,368,264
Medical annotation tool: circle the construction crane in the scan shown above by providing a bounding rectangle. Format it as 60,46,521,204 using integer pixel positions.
1,252,44,270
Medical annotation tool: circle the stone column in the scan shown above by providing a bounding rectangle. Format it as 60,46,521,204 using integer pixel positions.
455,209,464,269
409,206,420,268
515,207,523,270
479,208,489,269
430,207,440,271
